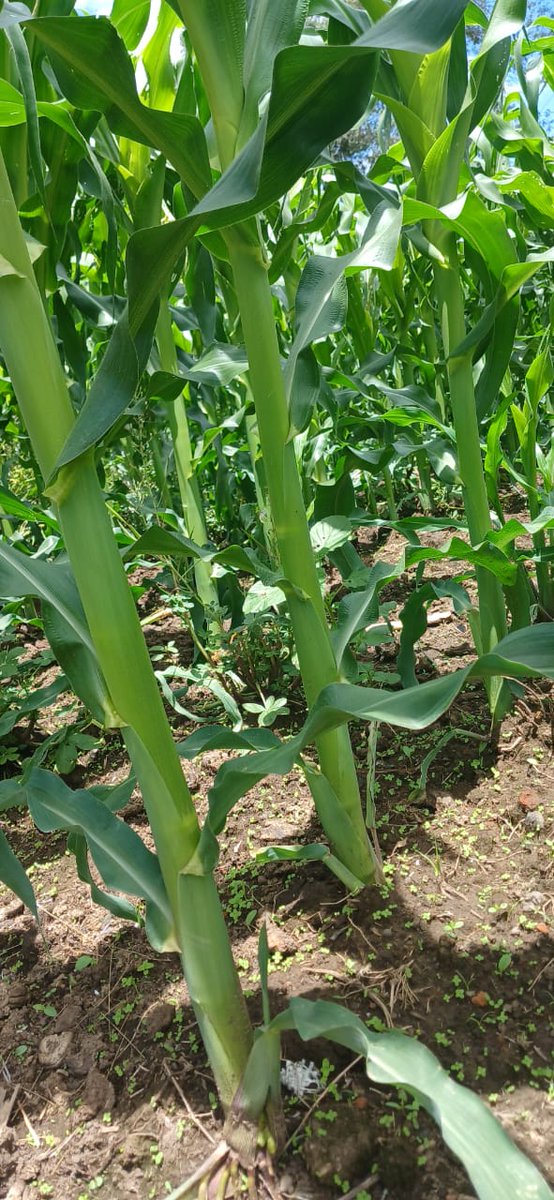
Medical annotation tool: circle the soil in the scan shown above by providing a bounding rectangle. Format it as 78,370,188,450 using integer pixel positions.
0,524,553,1200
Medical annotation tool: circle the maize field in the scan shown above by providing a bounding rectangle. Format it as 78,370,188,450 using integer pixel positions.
0,0,553,1197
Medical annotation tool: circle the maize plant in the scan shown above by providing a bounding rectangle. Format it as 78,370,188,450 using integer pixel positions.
1,0,554,1195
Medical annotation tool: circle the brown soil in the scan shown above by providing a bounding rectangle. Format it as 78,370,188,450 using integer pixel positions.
1,531,553,1200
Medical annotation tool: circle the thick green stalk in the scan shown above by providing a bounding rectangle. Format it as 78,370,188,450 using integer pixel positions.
226,224,379,884
0,149,252,1113
177,5,378,881
432,229,508,684
176,872,254,1117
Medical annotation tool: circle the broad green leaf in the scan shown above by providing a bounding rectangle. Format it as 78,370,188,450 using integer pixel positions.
7,24,44,198
293,260,348,358
69,830,140,925
408,42,451,139
320,511,517,584
29,17,212,198
274,998,553,1200
141,4,179,111
287,347,322,437
374,93,434,175
256,839,363,893
480,0,527,55
178,726,280,759
0,77,25,126
110,0,150,51
52,307,158,472
487,508,554,552
526,347,554,412
0,542,94,649
356,0,467,55
243,579,286,615
492,169,554,227
332,559,404,667
180,342,249,386
450,251,554,368
310,516,352,558
447,13,469,122
0,543,118,726
402,188,521,419
0,829,37,916
0,484,58,529
26,768,174,952
177,0,246,156
318,0,370,38
239,0,309,145
398,580,471,687
286,201,402,436
122,522,274,581
414,0,527,207
417,98,475,206
403,190,516,282
36,98,119,292
367,379,445,426
404,535,517,585
0,2,32,28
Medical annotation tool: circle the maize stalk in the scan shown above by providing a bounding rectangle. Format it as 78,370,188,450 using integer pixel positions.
0,146,255,1127
177,2,381,886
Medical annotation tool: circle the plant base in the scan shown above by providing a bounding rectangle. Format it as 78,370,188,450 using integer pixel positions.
166,1141,280,1200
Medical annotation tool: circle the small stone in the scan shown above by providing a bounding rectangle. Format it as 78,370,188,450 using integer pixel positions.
66,1049,96,1077
82,1067,115,1118
141,1002,175,1037
38,1031,73,1069
6,981,27,1009
518,789,541,811
278,1174,294,1195
54,1003,83,1033
265,917,295,955
520,891,545,913
524,811,544,832
260,821,297,842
